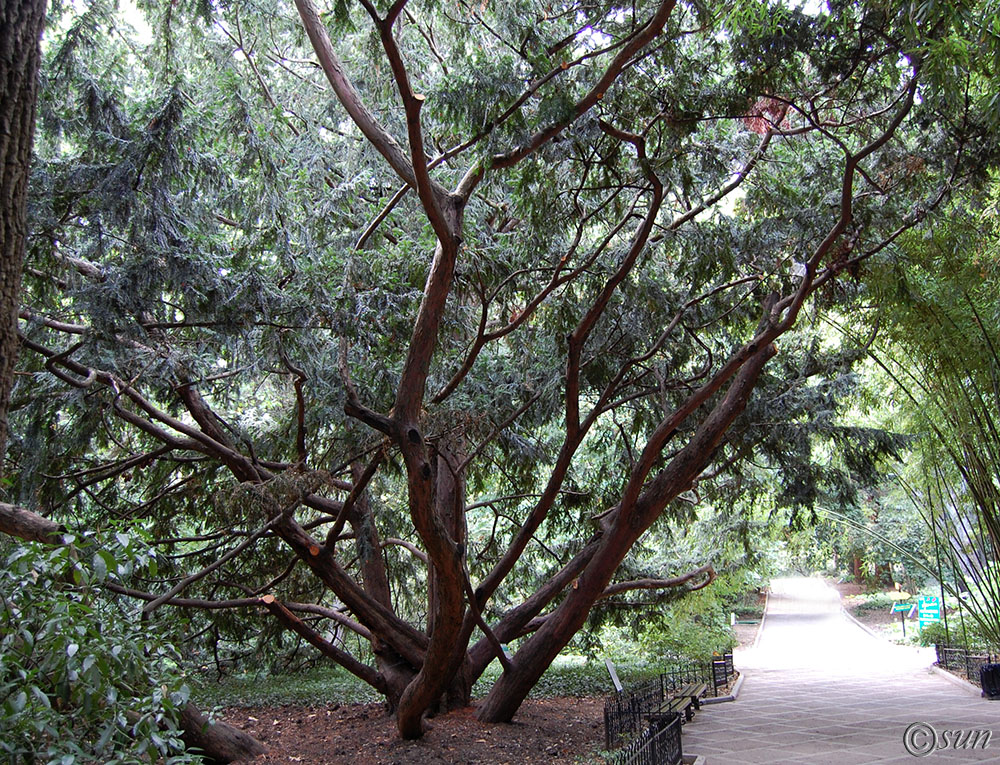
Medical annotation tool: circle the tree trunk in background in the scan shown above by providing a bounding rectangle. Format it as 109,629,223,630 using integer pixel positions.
0,0,46,476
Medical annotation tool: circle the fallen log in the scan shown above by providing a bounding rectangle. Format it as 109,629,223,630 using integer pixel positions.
179,703,268,763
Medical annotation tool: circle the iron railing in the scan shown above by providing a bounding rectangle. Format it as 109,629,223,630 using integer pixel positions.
604,678,664,749
604,651,734,749
611,712,683,765
935,643,996,686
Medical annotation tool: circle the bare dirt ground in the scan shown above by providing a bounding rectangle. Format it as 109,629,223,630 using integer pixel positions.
221,697,606,764
732,621,759,649
218,595,759,763
830,579,909,637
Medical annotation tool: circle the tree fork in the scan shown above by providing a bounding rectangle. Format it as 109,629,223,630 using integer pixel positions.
477,342,776,723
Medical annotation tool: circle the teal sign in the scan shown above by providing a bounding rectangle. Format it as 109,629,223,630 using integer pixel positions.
891,602,914,614
918,596,942,629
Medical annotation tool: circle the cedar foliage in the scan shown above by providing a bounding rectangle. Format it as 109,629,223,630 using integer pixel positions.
7,0,1000,735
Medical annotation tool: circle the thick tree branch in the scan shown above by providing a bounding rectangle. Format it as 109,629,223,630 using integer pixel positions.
598,564,716,600
261,594,387,692
293,0,420,190
0,501,64,543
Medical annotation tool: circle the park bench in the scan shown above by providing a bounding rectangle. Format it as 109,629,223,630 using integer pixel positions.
648,681,707,723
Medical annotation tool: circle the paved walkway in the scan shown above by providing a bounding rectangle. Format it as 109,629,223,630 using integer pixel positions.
683,577,1000,763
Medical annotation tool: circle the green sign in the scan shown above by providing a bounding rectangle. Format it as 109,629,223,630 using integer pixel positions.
918,596,941,629
891,602,914,613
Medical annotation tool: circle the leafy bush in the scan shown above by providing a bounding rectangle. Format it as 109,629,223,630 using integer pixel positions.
0,535,197,763
922,617,997,651
919,621,949,647
732,605,764,619
849,591,900,613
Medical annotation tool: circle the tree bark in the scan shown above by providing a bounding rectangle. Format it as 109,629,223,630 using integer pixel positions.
0,501,64,542
394,436,469,737
0,0,46,474
347,461,416,711
178,703,268,764
477,342,776,723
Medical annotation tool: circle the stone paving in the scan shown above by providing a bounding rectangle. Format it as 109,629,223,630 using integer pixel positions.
682,577,1000,763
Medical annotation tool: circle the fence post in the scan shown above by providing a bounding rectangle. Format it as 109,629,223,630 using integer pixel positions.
604,703,611,751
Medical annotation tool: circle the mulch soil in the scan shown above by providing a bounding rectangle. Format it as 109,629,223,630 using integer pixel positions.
831,579,910,634
219,597,758,763
221,697,606,764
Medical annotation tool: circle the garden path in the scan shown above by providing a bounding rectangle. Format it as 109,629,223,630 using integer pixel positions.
682,576,1000,763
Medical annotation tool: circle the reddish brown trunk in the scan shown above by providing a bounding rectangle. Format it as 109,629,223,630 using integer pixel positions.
178,703,268,763
396,440,468,739
395,436,470,737
426,437,473,714
466,536,601,681
346,461,415,710
477,343,776,723
0,0,46,472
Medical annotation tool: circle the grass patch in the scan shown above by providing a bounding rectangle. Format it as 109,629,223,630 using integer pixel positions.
192,654,692,708
847,591,900,613
191,664,383,708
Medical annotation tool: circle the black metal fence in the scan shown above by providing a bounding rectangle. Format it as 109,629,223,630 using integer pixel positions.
604,678,663,749
610,713,683,765
935,643,997,686
604,652,735,749
660,653,734,698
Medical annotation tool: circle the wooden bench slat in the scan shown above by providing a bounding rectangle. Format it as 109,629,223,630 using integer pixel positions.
647,680,709,724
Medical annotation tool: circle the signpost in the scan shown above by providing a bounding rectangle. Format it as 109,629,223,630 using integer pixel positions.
605,658,623,693
891,601,915,637
918,596,942,631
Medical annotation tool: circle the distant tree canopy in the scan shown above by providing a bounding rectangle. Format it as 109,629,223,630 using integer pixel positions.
6,0,1000,738
837,190,1000,647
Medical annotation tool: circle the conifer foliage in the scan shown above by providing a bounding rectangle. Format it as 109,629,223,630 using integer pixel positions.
6,0,1000,738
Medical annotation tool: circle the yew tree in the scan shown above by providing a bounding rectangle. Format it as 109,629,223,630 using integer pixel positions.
7,0,1000,739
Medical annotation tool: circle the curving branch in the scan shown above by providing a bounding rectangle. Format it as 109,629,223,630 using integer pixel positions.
490,0,678,171
598,564,716,600
293,0,428,193
358,0,452,243
261,594,387,692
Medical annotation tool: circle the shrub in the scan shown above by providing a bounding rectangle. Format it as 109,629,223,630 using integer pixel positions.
918,621,949,647
0,534,198,763
850,591,900,613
